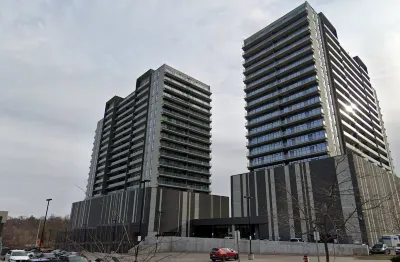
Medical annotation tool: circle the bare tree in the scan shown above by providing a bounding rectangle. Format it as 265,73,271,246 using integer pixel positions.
274,154,397,262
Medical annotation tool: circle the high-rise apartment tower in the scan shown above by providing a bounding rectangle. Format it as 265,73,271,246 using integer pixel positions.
86,64,212,197
243,2,395,173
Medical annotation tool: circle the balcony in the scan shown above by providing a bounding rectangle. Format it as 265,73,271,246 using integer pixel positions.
160,134,211,151
165,66,210,92
163,93,211,115
160,143,211,159
162,109,211,129
243,17,309,57
158,179,211,192
165,76,211,101
244,26,310,66
164,84,211,109
243,5,307,47
244,53,314,84
245,64,316,91
160,152,211,167
162,101,211,122
244,37,311,74
159,171,211,184
161,117,211,137
159,160,211,175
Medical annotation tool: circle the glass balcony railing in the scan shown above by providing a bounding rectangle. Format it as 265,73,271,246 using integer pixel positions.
161,116,210,135
244,17,309,56
162,109,211,128
244,36,311,72
246,74,317,104
244,6,306,46
245,26,310,64
159,160,211,175
246,65,316,90
247,86,319,116
245,49,313,81
158,179,210,191
163,93,211,114
159,170,210,183
160,152,211,166
160,134,210,150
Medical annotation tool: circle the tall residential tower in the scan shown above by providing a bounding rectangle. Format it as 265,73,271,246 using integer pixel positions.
86,64,212,197
243,2,395,173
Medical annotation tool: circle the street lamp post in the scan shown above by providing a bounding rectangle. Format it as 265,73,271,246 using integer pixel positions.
39,198,52,249
138,179,151,241
243,196,254,260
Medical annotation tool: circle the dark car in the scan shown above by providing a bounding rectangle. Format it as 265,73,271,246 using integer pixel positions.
209,248,238,261
370,243,390,254
59,255,89,262
28,259,50,262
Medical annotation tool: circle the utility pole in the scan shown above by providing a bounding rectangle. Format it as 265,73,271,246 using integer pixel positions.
243,196,254,260
39,198,52,249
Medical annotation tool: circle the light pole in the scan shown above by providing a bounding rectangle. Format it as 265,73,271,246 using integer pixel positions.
243,196,254,260
156,210,164,236
138,179,150,241
39,198,52,249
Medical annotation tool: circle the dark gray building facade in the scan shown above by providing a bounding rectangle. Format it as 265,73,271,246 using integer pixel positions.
231,154,400,245
243,2,395,173
61,188,228,252
87,64,212,198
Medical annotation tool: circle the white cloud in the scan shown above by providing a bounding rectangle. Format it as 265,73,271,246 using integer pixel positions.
1,0,399,216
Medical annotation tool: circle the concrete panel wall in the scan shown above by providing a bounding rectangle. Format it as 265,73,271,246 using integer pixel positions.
140,236,369,256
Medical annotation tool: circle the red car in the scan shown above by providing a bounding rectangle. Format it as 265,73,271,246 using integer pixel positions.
210,248,239,261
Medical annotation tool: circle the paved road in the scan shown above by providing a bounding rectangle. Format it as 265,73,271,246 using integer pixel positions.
84,252,389,262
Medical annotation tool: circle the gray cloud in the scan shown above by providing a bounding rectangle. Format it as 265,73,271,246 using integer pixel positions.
1,0,399,216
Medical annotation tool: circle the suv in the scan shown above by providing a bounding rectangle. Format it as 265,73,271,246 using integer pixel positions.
209,248,238,261
370,243,390,254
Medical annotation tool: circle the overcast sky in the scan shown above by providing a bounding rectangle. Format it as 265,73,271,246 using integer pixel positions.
1,0,399,217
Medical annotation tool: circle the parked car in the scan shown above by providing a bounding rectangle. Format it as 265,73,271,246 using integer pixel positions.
395,243,400,255
4,250,30,262
209,248,238,261
27,259,50,262
290,238,304,242
370,243,390,254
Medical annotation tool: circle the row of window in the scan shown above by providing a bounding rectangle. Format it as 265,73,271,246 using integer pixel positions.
286,130,326,146
250,141,283,155
249,130,326,155
248,85,318,116
248,107,323,136
282,96,320,113
249,130,282,145
288,142,328,158
249,97,320,125
282,107,323,124
285,119,324,135
251,152,284,166
246,53,313,82
247,63,315,89
245,38,311,72
246,25,309,63
247,74,317,102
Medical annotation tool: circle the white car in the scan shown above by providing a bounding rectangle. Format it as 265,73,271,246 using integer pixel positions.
4,250,30,262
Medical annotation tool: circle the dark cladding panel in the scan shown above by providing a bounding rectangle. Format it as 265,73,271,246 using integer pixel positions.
256,170,267,216
274,166,290,240
89,197,103,227
221,197,230,218
309,157,345,235
153,189,161,231
190,192,196,220
160,189,181,234
212,195,221,218
289,165,301,237
126,190,135,223
199,193,211,219
249,172,257,217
